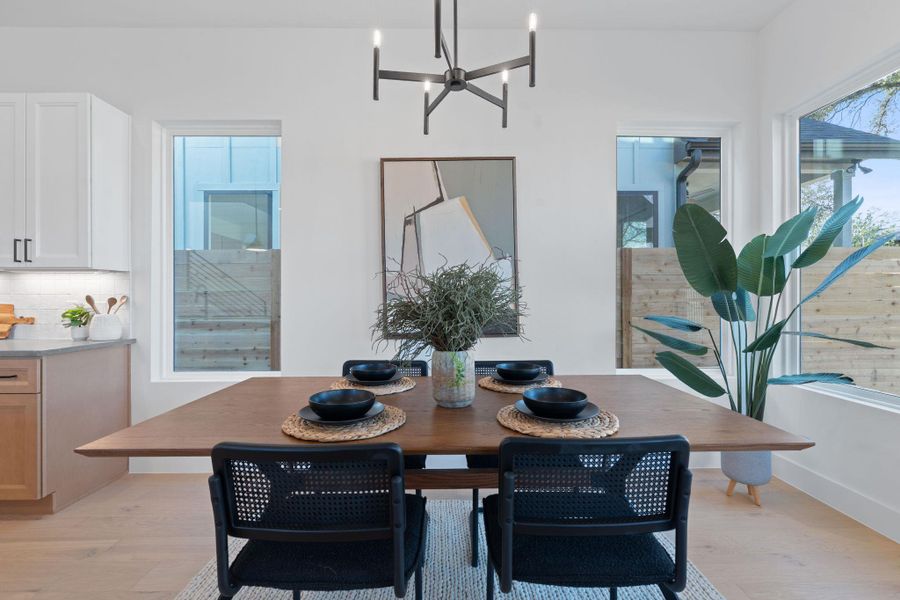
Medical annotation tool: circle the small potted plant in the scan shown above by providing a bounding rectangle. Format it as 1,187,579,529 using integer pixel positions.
373,261,525,408
61,305,92,341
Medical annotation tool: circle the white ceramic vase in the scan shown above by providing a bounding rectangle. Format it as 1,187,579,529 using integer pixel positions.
431,350,475,408
89,314,123,341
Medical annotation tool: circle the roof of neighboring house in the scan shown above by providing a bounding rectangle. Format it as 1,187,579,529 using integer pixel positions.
800,117,900,161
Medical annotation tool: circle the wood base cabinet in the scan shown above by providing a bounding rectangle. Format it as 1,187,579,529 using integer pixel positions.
0,346,129,514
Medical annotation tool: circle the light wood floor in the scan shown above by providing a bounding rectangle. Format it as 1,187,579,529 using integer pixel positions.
0,470,897,600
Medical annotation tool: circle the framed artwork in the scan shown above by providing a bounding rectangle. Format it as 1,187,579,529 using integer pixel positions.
380,157,519,336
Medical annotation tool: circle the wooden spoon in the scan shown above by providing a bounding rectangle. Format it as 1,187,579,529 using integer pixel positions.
107,297,117,314
112,295,128,314
85,295,100,314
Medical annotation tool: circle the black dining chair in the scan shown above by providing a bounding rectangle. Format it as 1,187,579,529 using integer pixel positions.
483,436,692,600
208,442,427,600
466,359,554,567
341,360,429,473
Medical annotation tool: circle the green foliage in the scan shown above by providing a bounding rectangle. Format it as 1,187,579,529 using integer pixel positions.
373,261,525,361
711,288,756,322
655,351,726,397
631,198,896,421
672,204,737,297
630,325,708,356
737,235,786,296
643,315,704,332
783,331,893,349
61,305,92,328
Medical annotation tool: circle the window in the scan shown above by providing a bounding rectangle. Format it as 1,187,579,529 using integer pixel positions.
616,136,722,368
172,135,281,372
799,71,900,397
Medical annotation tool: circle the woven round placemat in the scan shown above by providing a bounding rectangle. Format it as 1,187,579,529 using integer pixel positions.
496,404,619,439
478,376,563,394
282,404,406,442
330,377,416,396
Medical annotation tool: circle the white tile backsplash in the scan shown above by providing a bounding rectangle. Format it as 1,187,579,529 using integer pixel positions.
0,272,130,340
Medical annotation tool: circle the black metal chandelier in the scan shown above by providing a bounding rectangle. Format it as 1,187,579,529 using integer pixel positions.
373,0,537,134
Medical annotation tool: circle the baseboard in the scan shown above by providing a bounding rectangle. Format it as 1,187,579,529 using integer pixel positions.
774,453,900,543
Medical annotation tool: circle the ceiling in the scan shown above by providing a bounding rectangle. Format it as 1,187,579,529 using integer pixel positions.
0,0,795,31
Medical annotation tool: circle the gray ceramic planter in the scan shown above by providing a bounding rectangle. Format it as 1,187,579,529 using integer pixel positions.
431,350,475,408
721,450,772,486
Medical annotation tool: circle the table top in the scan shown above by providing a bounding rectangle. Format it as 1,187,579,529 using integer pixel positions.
76,375,813,457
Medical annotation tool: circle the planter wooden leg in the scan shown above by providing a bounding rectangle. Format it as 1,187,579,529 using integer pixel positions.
748,485,761,506
726,479,737,497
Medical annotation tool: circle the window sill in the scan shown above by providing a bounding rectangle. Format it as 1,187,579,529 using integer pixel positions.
801,382,900,414
153,370,283,384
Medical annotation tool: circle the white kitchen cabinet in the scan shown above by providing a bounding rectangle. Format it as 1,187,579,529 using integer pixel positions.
0,93,130,271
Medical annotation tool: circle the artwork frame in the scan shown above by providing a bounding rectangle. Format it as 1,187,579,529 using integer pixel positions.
380,156,520,338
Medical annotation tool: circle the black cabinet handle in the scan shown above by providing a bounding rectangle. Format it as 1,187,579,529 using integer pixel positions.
24,238,32,262
13,238,22,263
0,374,18,379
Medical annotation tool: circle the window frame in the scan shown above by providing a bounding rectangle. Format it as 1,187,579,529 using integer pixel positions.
615,123,736,376
151,120,282,382
780,53,900,409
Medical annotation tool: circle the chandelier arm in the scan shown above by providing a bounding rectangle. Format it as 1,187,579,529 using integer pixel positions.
453,0,459,67
426,87,451,116
439,34,454,71
467,83,505,109
379,70,445,82
465,56,530,81
434,0,441,58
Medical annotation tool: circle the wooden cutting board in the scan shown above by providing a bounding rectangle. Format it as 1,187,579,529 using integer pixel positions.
0,304,36,339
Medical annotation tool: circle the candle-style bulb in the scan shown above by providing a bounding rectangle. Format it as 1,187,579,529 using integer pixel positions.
528,13,537,32
502,70,509,84
424,81,431,93
373,30,382,48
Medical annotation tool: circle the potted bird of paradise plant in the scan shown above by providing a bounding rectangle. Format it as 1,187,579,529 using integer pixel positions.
632,197,896,502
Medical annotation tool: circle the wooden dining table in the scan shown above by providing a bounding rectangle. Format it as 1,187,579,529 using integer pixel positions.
77,374,813,489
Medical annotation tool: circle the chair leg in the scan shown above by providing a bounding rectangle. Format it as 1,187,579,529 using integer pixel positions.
292,591,300,600
748,484,761,506
415,561,423,600
486,556,494,600
726,479,737,496
658,584,680,599
609,587,617,600
470,488,480,567
415,489,422,497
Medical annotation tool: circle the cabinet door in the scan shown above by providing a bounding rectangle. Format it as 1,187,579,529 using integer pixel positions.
26,93,91,268
0,94,26,268
0,394,41,500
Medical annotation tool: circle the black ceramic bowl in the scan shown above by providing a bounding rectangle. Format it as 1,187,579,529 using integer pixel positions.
495,362,543,381
349,363,398,382
308,389,376,421
522,387,588,419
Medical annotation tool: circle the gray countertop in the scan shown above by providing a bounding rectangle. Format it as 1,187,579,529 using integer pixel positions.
0,338,136,357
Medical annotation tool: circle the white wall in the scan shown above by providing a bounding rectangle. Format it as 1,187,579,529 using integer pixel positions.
758,0,900,542
0,26,759,472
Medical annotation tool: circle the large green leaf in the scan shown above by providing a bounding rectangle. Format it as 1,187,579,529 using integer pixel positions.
655,351,727,397
643,315,705,332
768,373,854,385
783,331,893,349
801,232,898,305
744,318,788,353
792,197,863,269
763,207,817,258
672,204,737,297
711,288,756,322
631,324,708,356
737,235,786,296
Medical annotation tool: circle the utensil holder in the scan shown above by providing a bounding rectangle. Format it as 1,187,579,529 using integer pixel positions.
89,314,123,341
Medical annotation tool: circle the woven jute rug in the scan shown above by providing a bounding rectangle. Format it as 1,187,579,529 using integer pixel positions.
497,404,620,439
330,376,416,396
176,499,724,600
478,375,563,394
282,405,406,442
